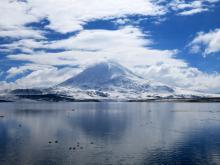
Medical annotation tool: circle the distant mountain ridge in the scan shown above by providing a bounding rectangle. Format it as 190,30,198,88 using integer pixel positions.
2,61,220,102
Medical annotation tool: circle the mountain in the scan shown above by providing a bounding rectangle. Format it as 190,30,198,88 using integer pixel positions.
47,61,195,100
57,61,174,95
59,61,140,89
2,61,220,102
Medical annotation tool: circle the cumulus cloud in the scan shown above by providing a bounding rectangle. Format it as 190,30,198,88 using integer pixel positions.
1,0,219,37
7,27,180,68
134,63,220,93
0,81,15,91
2,27,151,53
30,0,166,33
13,66,80,88
4,64,81,89
5,26,220,93
189,28,220,56
0,0,44,39
0,0,165,35
6,64,53,79
4,26,183,89
170,0,220,16
1,0,220,93
0,27,45,39
0,38,46,54
0,0,37,28
0,0,219,39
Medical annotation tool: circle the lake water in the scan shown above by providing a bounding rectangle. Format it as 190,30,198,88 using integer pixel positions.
0,102,220,165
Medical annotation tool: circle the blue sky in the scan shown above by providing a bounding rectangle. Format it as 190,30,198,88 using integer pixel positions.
0,0,220,93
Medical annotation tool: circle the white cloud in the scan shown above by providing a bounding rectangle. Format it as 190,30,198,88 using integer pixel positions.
6,64,53,79
170,0,220,16
4,26,184,89
2,27,150,52
189,28,220,56
3,64,81,89
13,66,80,88
5,26,220,93
0,0,219,39
1,38,46,54
0,0,44,39
178,8,209,15
30,0,165,33
7,27,180,68
114,18,130,25
0,27,45,39
0,81,15,91
134,63,220,93
0,0,37,28
47,27,153,51
1,0,220,93
0,0,165,35
171,0,202,10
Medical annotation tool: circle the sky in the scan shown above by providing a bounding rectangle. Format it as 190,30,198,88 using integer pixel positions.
0,0,220,93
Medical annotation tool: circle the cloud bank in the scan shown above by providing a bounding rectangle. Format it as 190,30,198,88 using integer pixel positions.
189,28,220,56
0,0,165,35
1,0,220,93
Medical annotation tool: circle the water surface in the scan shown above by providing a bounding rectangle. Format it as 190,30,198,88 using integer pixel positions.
0,102,220,165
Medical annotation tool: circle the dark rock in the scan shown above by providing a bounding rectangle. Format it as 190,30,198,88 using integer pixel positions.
10,89,43,95
16,93,75,102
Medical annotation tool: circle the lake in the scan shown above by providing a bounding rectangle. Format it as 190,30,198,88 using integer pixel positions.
0,102,220,165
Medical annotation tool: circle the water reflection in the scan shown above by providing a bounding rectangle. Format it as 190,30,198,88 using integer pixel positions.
0,102,219,165
142,126,220,165
72,107,129,139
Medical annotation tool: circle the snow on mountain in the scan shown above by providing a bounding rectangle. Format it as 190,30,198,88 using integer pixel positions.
3,61,220,102
49,61,177,100
59,61,174,91
60,61,141,89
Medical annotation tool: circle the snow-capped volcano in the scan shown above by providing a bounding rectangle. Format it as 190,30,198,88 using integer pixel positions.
58,61,174,93
3,61,220,102
59,61,140,89
44,61,181,100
